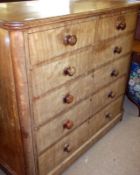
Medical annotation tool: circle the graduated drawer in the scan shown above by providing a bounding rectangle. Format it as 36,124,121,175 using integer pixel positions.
28,17,97,66
36,76,126,154
33,75,126,127
97,10,137,41
31,50,130,99
38,97,123,175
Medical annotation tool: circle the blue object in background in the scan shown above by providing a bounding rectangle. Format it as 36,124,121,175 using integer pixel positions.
128,61,140,105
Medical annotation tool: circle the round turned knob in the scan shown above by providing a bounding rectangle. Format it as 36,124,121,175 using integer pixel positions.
64,66,76,76
114,46,122,54
108,91,116,99
64,94,74,104
64,35,77,46
120,22,126,30
64,143,71,153
63,120,74,130
111,69,119,77
105,113,113,119
116,22,126,30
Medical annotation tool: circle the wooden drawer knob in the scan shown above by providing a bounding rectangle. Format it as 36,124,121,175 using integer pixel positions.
64,143,71,153
116,16,126,31
64,35,77,46
64,66,76,76
111,69,119,77
114,46,122,54
105,113,113,119
108,91,116,99
116,22,126,30
64,94,74,104
120,22,126,30
63,120,74,130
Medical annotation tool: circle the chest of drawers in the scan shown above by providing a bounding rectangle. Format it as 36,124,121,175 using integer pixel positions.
0,1,140,175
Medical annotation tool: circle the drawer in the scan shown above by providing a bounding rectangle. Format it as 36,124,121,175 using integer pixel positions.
28,18,97,66
33,75,126,127
36,77,126,154
94,33,133,68
93,55,130,90
38,97,123,175
97,10,137,41
88,97,123,137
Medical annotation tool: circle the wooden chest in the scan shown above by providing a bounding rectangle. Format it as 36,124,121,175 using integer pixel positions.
0,1,140,175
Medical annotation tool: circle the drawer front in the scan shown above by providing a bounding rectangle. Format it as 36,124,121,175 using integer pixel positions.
29,18,97,66
88,96,123,137
36,76,126,154
93,55,130,90
94,33,133,68
97,10,137,41
33,56,130,127
38,97,123,175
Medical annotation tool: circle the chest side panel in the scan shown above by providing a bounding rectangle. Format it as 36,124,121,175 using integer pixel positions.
0,29,25,175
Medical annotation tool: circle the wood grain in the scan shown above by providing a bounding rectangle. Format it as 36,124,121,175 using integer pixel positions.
0,1,139,29
32,54,130,127
93,55,130,90
36,76,126,154
38,97,123,175
28,17,97,65
97,10,137,41
10,31,36,175
31,51,131,100
94,33,134,69
33,72,127,128
0,29,25,175
0,2,139,175
48,113,122,175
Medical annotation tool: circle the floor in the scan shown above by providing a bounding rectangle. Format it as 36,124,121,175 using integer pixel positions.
0,97,140,175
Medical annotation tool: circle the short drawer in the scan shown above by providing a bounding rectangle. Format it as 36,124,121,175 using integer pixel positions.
33,75,126,126
94,33,133,68
28,18,97,66
36,77,126,154
97,10,137,41
93,54,130,90
38,97,123,175
88,97,123,137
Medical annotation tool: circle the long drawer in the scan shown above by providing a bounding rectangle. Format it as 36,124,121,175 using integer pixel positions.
38,97,123,175
33,55,130,126
28,17,97,66
97,10,137,41
36,76,126,154
31,51,130,98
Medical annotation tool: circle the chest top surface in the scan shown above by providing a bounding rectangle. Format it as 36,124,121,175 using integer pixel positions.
0,0,140,29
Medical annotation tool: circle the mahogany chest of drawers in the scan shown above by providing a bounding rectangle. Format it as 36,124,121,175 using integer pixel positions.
0,1,140,175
